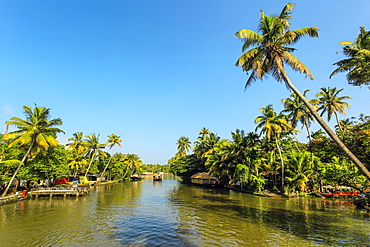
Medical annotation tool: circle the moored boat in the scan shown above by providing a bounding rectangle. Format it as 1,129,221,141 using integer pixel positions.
190,172,221,187
319,187,366,198
130,174,144,181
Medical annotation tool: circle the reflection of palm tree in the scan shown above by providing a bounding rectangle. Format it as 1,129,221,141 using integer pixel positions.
176,136,191,157
2,106,64,196
83,133,106,180
315,87,352,132
235,3,370,180
255,105,291,188
330,26,370,88
99,134,122,182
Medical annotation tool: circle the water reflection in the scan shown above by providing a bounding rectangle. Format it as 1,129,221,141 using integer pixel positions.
0,177,369,246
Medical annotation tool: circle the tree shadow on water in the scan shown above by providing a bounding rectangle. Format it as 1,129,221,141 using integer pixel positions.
202,202,370,246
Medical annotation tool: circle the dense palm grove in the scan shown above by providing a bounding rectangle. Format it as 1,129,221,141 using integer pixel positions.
169,105,370,194
1,3,370,198
0,105,169,197
170,4,370,195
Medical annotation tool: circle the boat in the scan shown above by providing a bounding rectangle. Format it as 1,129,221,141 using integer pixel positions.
190,172,221,187
319,186,366,198
153,174,162,181
130,174,144,181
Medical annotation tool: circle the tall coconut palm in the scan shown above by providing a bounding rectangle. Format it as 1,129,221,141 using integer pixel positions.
255,105,292,188
199,127,210,140
176,136,191,157
282,90,316,143
314,87,352,132
194,128,211,161
235,3,370,180
2,106,64,197
98,134,122,182
330,26,370,88
66,132,86,150
68,146,88,177
83,133,106,181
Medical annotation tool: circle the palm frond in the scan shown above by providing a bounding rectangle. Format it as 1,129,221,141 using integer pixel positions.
234,29,263,52
282,51,314,79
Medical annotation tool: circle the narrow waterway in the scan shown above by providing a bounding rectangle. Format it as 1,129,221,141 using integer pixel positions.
0,176,369,246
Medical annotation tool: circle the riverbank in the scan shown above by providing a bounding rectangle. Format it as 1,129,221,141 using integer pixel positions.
0,194,23,205
0,180,122,206
1,178,369,246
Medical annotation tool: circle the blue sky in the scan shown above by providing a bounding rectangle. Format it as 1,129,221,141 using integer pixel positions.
0,1,369,164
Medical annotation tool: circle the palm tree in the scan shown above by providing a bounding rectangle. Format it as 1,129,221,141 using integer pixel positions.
176,136,191,157
2,106,64,197
205,139,235,183
199,127,210,140
83,133,106,182
193,128,211,161
68,146,88,177
336,118,354,138
66,132,86,150
330,26,370,88
285,151,313,192
282,90,316,143
255,105,292,188
98,134,122,182
120,154,143,180
314,87,352,132
234,3,370,180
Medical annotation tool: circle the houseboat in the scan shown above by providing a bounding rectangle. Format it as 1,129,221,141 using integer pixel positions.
130,174,144,181
190,172,220,187
153,173,162,181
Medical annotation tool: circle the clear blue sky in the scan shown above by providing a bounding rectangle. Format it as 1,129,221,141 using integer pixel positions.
0,1,369,164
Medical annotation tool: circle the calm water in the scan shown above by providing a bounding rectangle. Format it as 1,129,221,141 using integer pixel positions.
1,176,370,246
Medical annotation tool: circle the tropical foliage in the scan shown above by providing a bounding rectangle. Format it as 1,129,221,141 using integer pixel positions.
330,26,370,88
0,105,149,197
234,2,370,180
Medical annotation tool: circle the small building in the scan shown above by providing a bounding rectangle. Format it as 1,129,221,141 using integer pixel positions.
190,172,220,186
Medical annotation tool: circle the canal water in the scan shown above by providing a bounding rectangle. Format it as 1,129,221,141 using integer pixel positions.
0,176,370,246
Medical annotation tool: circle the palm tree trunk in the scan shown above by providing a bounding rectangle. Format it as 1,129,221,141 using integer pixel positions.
120,165,130,181
304,122,315,170
334,112,343,132
281,70,370,180
83,151,97,182
274,134,284,189
292,134,301,152
98,155,113,183
1,141,34,197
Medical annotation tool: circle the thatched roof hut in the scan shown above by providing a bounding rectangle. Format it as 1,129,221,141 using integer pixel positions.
190,172,219,185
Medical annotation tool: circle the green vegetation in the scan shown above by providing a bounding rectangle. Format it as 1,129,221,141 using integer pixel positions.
0,105,171,197
330,26,370,88
170,3,370,195
1,3,369,203
169,109,370,193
